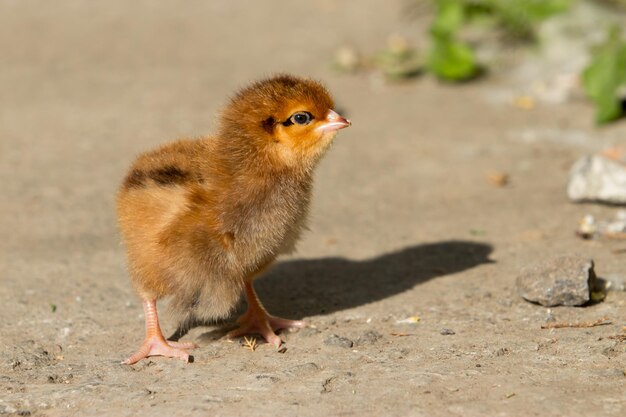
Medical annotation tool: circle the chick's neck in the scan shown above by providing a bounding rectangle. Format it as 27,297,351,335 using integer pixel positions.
211,130,316,183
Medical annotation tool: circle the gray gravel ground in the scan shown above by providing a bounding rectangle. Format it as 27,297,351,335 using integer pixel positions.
1,1,625,416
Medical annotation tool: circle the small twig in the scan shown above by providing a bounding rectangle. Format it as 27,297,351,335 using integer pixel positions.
390,332,413,337
541,316,612,329
243,336,257,352
607,334,626,342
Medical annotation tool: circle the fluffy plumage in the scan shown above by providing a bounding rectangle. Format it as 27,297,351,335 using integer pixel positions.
117,74,350,364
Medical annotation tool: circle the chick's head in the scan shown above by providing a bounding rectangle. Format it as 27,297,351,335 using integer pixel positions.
219,74,350,169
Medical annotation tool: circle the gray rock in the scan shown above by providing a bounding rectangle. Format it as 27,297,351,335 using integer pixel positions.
516,255,596,307
324,334,353,348
440,328,456,335
567,155,626,204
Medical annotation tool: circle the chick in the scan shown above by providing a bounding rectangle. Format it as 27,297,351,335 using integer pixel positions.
117,74,350,364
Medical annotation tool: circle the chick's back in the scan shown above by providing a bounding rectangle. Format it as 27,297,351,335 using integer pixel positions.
117,138,245,323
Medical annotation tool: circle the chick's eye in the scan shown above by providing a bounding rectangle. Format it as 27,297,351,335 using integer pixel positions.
290,112,313,125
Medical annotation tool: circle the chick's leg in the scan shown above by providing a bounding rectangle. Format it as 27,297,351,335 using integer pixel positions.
123,299,196,365
226,281,306,347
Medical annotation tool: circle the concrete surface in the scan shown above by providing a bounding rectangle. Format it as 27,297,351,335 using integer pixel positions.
1,1,625,416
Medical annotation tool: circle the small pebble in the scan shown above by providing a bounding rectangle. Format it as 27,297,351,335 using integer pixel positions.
333,46,361,73
285,362,319,377
355,330,383,346
440,328,455,335
324,334,354,348
568,155,626,204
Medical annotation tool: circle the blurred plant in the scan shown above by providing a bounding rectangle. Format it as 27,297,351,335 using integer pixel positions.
374,35,423,80
592,0,626,10
332,46,362,74
333,36,423,81
426,0,571,81
582,26,626,124
428,0,478,81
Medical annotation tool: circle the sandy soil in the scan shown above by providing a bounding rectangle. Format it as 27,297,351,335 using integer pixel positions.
1,1,625,416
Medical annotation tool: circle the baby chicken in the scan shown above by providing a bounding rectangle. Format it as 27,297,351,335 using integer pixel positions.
117,74,350,364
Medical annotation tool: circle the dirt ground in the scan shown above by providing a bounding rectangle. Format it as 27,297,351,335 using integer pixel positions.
1,1,625,416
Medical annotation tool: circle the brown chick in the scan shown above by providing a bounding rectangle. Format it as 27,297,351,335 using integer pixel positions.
117,74,350,364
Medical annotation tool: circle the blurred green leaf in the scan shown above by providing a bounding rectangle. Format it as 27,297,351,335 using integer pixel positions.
426,0,570,81
428,37,478,80
582,27,626,124
431,0,465,37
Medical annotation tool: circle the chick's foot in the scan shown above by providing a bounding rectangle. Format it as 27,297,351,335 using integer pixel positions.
226,311,306,347
122,299,197,365
226,281,306,347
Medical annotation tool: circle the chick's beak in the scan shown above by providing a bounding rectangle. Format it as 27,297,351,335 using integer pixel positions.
316,109,351,133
